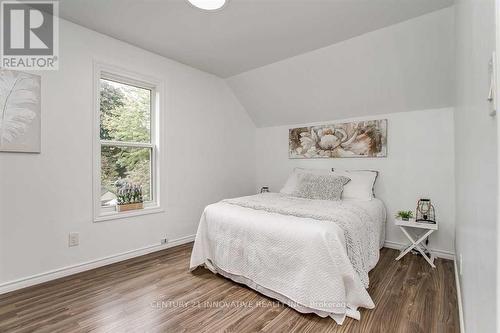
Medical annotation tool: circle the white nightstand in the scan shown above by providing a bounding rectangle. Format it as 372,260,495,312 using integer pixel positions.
394,218,438,268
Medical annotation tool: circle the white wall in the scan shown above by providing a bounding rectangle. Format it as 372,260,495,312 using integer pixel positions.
454,0,498,332
0,20,256,288
227,7,454,127
255,108,455,255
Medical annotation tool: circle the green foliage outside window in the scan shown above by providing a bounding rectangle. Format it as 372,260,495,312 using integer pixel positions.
100,79,152,205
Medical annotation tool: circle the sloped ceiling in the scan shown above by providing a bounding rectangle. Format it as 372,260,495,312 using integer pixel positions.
59,0,453,78
226,8,455,127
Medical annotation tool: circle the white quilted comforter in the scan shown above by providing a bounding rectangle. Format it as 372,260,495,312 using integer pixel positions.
190,193,386,324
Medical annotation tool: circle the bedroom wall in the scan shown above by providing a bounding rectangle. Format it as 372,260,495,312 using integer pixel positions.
454,0,497,332
255,108,455,256
0,19,256,290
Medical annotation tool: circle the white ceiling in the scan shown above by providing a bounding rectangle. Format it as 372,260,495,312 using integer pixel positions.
59,0,454,78
228,7,455,127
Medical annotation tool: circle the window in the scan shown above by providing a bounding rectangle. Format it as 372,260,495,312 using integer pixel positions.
94,65,162,221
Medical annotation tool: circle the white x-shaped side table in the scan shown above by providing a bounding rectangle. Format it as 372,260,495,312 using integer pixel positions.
395,218,438,268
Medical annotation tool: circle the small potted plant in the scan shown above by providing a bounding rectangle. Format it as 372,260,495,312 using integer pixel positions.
116,182,144,212
395,210,414,221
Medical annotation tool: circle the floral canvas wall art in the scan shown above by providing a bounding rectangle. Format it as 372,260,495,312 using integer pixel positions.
0,70,41,153
289,119,387,158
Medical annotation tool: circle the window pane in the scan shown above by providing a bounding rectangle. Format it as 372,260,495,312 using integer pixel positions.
100,79,151,143
101,146,152,207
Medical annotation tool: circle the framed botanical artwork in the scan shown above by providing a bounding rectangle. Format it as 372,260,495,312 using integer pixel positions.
0,70,41,153
289,119,387,158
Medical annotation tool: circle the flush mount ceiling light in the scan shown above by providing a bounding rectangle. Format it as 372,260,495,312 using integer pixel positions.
187,0,227,11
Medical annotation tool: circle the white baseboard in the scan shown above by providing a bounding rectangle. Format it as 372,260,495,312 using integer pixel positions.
454,258,465,333
0,234,196,295
384,240,455,260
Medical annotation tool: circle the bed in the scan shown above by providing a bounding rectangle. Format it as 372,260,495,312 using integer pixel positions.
190,169,386,324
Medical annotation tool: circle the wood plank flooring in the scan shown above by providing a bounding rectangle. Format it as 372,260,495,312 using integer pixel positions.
0,243,459,333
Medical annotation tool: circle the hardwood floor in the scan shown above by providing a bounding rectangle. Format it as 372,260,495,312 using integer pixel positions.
0,243,459,333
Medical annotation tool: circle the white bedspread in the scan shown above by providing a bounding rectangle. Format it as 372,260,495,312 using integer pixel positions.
190,193,386,324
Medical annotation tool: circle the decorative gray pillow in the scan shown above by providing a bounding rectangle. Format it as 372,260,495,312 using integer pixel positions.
291,173,351,201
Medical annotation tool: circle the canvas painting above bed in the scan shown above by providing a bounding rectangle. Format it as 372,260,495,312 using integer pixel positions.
289,119,387,159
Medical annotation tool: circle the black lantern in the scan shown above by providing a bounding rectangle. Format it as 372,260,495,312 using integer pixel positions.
415,199,436,224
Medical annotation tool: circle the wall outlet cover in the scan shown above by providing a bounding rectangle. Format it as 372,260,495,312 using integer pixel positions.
69,232,79,247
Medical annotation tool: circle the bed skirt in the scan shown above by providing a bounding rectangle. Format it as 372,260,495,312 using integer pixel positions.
194,260,361,324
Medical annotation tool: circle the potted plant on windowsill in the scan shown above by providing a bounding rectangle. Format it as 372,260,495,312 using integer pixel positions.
116,183,144,212
395,210,414,221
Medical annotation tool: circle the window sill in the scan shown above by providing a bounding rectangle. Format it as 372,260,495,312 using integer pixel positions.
94,205,164,222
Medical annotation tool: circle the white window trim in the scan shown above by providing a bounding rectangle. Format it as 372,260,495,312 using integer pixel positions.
93,62,164,222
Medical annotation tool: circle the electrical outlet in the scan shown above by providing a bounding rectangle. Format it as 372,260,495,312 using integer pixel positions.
459,254,463,276
69,232,79,247
161,237,168,245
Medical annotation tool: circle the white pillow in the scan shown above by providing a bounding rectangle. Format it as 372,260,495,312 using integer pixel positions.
331,169,378,200
280,168,331,195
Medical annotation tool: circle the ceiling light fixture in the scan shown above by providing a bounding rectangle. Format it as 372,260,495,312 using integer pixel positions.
187,0,227,11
